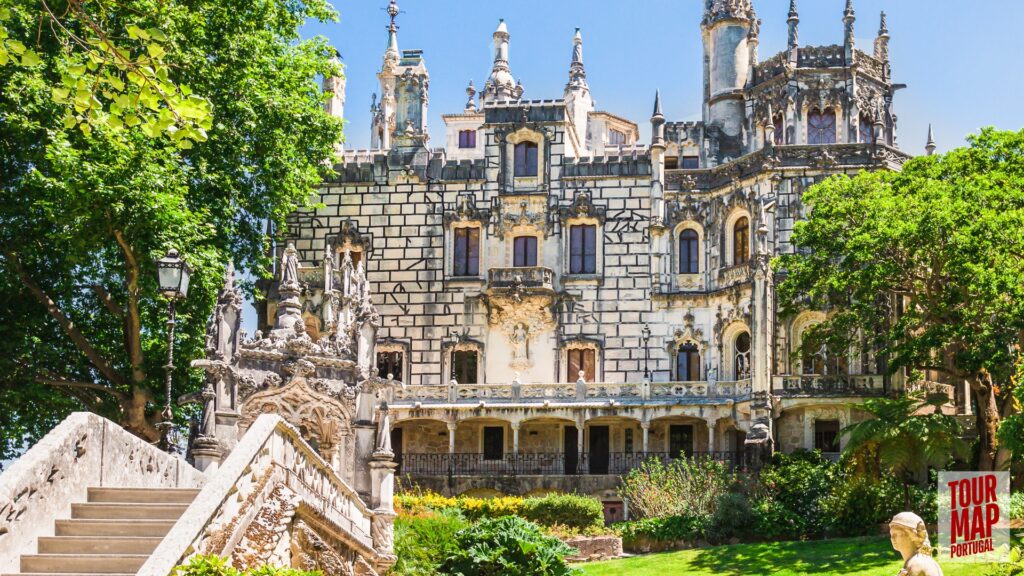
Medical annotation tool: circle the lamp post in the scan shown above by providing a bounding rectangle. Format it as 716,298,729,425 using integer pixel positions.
155,248,192,453
641,324,651,380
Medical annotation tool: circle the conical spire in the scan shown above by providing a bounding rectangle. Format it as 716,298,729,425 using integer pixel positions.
383,0,400,65
878,10,889,36
653,90,663,119
925,124,936,156
764,102,776,149
874,10,890,62
566,27,587,91
483,19,519,102
843,0,856,53
787,0,800,50
651,90,665,148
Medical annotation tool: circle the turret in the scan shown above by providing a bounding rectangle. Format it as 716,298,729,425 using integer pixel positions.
701,0,756,164
563,28,593,155
323,50,346,150
371,0,429,150
483,19,522,103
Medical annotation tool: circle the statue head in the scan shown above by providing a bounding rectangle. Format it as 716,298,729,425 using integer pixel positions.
890,512,931,556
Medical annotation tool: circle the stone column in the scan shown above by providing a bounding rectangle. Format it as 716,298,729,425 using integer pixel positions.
641,421,650,454
803,412,814,451
576,422,585,473
447,421,457,454
706,418,717,453
511,421,520,454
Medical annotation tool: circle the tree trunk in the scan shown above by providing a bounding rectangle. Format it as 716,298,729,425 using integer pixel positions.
972,374,1000,471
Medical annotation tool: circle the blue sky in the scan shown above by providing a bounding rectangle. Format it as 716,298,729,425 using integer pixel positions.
304,0,1024,154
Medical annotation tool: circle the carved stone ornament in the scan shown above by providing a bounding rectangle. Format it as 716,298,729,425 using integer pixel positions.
291,520,353,575
443,192,489,225
493,195,550,236
558,190,606,223
486,295,557,345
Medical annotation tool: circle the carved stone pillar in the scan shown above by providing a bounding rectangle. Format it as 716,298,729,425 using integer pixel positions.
706,418,717,453
447,421,457,455
511,421,520,455
641,421,650,453
803,412,814,451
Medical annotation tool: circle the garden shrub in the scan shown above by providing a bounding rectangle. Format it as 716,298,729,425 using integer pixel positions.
521,493,604,530
613,515,706,546
173,555,317,576
618,456,732,520
1011,491,1024,520
820,472,937,537
395,492,524,521
391,508,471,576
706,492,756,542
754,450,837,538
439,516,579,576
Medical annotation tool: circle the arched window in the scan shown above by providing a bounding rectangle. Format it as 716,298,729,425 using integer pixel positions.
676,343,701,382
807,108,836,145
772,114,784,145
452,349,479,384
800,330,849,376
859,114,874,144
679,229,699,274
733,217,750,265
514,142,539,177
734,332,751,379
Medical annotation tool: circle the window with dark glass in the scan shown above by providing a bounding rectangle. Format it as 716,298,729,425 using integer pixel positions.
681,156,700,169
458,129,477,148
514,142,539,177
669,425,694,458
676,343,701,381
513,236,538,267
734,332,751,379
733,217,750,265
773,114,784,145
567,348,596,382
483,426,504,460
452,350,478,384
625,428,634,454
859,115,874,144
453,227,480,276
679,229,699,274
664,156,679,170
807,108,837,145
569,225,597,274
609,129,627,146
814,420,840,452
376,351,404,382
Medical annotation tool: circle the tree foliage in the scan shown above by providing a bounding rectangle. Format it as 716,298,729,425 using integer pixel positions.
776,128,1024,470
0,0,342,461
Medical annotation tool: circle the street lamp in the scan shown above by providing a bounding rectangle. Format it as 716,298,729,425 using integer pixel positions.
155,248,192,453
641,324,651,380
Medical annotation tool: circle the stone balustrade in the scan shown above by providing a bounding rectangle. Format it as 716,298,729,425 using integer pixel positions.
391,378,753,406
487,266,555,290
772,374,885,397
140,414,379,576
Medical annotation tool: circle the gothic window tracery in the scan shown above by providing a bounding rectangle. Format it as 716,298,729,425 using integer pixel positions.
807,108,837,145
773,114,784,145
734,332,751,379
859,114,874,144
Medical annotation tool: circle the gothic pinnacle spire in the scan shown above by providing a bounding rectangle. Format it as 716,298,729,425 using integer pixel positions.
384,0,400,60
566,27,587,91
651,90,665,148
926,124,936,156
843,0,856,52
879,10,889,36
787,0,800,50
483,19,520,102
844,0,855,18
653,90,663,119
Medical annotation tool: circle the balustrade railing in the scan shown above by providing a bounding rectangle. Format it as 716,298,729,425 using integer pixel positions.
772,374,885,397
397,451,746,477
487,266,554,290
391,379,753,406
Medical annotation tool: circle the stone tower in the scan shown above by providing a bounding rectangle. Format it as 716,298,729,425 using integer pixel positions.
563,28,593,155
371,0,429,149
701,0,758,165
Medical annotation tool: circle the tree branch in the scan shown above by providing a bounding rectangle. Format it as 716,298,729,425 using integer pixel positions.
90,284,124,318
37,378,129,403
5,250,128,387
112,229,146,384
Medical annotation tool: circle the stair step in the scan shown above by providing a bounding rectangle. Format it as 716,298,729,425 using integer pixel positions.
55,519,176,537
21,554,148,574
87,487,200,504
37,536,163,555
71,502,189,520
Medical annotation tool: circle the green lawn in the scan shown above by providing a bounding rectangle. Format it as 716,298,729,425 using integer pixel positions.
578,536,1003,576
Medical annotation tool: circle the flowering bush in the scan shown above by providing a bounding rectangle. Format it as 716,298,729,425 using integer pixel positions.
395,491,604,528
617,456,732,520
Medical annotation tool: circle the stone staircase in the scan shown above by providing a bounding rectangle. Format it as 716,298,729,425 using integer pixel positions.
6,487,200,576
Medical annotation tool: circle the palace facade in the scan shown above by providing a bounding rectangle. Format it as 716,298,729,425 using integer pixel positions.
261,0,956,518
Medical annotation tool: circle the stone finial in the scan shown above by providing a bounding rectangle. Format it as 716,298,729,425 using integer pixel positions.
652,89,663,119
484,19,519,102
925,124,936,156
384,1,400,64
566,27,587,91
878,10,889,36
465,80,477,112
875,11,891,62
787,0,799,50
843,0,856,51
764,102,775,149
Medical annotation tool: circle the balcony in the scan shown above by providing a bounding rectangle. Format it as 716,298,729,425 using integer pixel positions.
487,266,554,291
396,451,747,477
772,374,885,397
390,379,753,407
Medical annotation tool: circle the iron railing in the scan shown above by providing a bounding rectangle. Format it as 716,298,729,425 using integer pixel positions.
396,451,746,477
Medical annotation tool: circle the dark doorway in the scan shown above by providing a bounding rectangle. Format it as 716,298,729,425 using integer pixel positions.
483,426,504,461
814,420,840,452
390,428,403,473
669,424,694,458
589,426,610,474
563,426,579,475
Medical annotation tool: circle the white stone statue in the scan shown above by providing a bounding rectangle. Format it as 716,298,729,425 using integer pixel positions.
512,323,528,359
282,242,300,286
889,512,943,576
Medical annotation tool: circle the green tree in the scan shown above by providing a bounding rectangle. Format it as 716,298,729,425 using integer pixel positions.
0,0,342,459
840,394,969,507
776,128,1024,470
